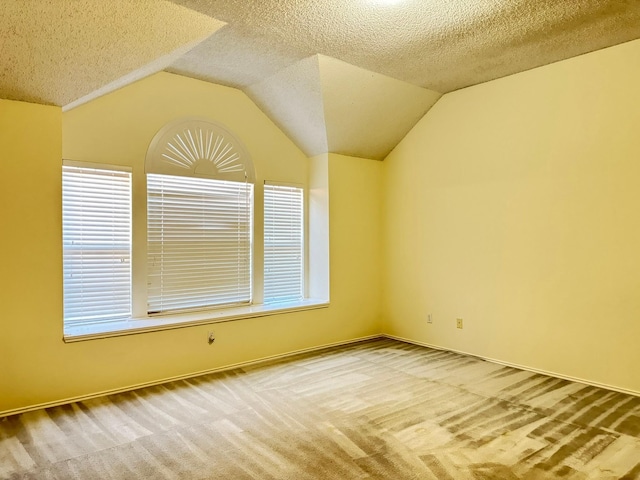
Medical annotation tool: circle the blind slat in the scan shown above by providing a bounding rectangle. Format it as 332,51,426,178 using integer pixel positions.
62,165,132,324
147,174,253,314
264,184,304,304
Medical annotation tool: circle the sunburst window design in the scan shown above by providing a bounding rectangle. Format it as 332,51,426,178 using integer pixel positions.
146,118,254,183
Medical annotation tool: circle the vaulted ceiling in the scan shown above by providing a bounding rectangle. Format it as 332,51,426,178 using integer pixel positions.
2,0,640,159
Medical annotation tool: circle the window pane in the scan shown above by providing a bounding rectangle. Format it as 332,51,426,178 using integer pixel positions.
62,166,132,323
264,184,304,303
147,174,253,314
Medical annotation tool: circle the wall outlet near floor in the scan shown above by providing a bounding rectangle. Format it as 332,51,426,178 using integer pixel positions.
208,331,216,345
427,313,433,324
456,318,463,329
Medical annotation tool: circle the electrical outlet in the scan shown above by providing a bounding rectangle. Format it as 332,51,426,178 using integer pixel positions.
427,313,433,324
456,318,463,329
207,331,216,345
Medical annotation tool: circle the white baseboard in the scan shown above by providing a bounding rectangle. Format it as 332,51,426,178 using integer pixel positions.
4,332,637,418
383,333,640,398
0,334,382,418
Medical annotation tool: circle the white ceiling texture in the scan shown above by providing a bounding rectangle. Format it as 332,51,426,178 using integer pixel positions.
2,0,640,159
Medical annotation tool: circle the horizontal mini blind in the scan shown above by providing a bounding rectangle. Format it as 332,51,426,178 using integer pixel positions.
62,165,132,323
147,174,253,314
264,184,304,303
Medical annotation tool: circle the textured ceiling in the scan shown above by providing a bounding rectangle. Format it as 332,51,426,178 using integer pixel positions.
246,55,441,159
2,0,640,159
167,0,640,92
0,0,223,106
318,55,441,159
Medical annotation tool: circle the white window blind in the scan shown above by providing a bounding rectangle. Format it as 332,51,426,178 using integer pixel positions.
147,174,253,314
264,184,304,303
62,165,132,323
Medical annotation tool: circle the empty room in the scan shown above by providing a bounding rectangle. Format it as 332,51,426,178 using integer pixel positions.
1,1,639,478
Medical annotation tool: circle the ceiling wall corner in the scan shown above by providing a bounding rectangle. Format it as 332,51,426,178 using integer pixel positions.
317,55,442,161
244,55,328,158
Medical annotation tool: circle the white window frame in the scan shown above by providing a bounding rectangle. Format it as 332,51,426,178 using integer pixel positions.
62,161,132,325
63,123,329,342
263,182,305,304
146,174,254,315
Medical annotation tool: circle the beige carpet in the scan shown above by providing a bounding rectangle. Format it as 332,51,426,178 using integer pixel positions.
1,338,639,479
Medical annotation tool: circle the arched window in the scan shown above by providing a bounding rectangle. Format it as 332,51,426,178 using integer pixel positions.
145,119,255,314
62,116,323,340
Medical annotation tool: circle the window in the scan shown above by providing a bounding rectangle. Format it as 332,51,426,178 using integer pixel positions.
264,184,304,303
147,174,253,314
62,165,132,323
62,118,327,341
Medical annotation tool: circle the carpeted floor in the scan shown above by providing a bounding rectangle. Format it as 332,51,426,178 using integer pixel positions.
1,338,639,479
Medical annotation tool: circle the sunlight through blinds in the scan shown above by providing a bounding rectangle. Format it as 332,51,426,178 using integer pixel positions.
264,184,304,303
147,174,253,314
62,165,132,323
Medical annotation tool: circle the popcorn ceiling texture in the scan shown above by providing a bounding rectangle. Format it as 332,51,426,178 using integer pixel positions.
246,57,329,158
0,0,223,106
247,55,441,159
61,38,215,112
318,56,441,160
3,0,640,158
168,26,304,89
168,0,640,92
166,0,640,158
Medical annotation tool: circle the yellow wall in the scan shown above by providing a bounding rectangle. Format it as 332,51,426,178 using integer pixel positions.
1,100,63,411
8,35,639,412
383,39,640,393
328,153,384,334
0,74,384,414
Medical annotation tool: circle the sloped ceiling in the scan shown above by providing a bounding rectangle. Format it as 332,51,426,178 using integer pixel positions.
2,0,640,159
245,56,329,158
167,0,640,92
245,55,441,159
0,0,224,106
318,56,441,160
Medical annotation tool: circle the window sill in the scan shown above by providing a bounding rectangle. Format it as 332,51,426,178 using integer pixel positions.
63,299,330,342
